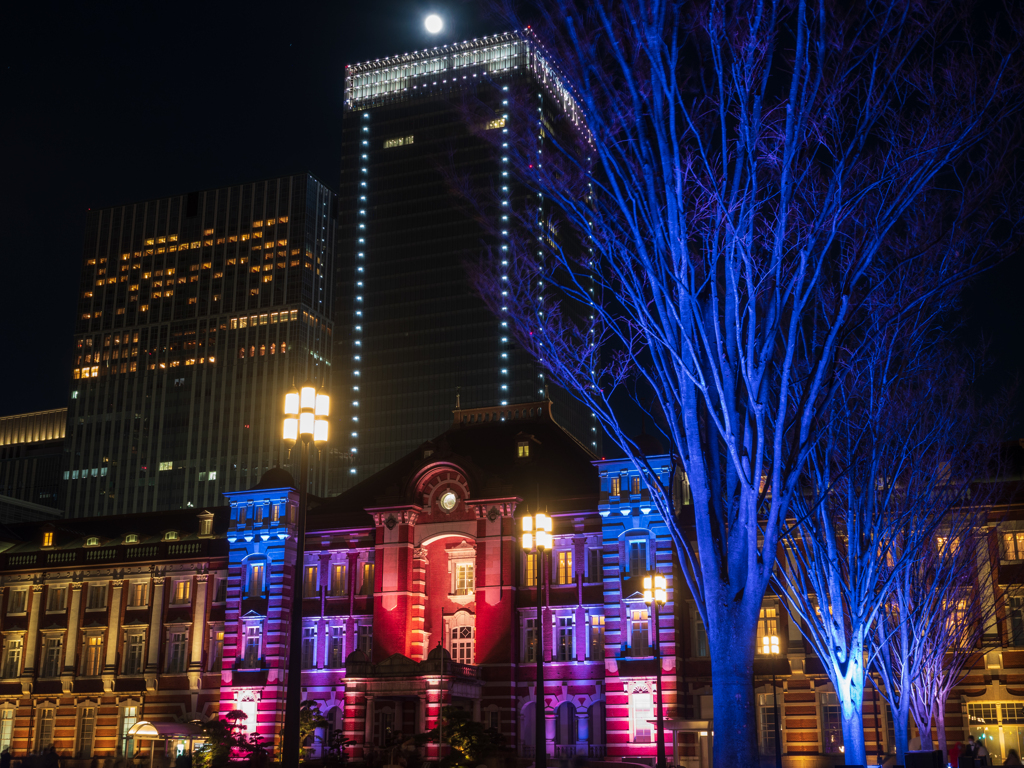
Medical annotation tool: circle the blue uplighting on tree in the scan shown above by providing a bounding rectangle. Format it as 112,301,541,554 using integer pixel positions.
473,2,1023,765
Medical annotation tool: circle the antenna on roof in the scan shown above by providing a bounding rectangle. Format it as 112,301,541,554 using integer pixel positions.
455,386,461,409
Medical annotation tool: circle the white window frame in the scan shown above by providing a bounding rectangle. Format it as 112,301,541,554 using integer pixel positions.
123,632,145,675
77,703,98,757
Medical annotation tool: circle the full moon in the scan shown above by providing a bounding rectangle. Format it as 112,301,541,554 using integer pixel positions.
424,14,443,34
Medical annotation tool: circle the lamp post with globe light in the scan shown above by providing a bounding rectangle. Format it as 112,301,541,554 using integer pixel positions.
762,634,782,768
281,383,329,767
643,573,668,768
522,509,551,768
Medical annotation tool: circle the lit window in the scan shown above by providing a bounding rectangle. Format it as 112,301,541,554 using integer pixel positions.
124,534,139,544
172,580,191,605
557,551,573,585
630,609,650,656
82,636,103,676
304,566,319,598
631,476,641,495
329,564,347,597
127,581,147,607
158,461,172,471
42,531,54,547
610,477,621,496
485,118,506,130
455,563,474,595
632,691,653,742
589,615,605,659
1005,531,1024,561
163,531,178,541
517,441,530,458
524,552,537,587
248,564,265,598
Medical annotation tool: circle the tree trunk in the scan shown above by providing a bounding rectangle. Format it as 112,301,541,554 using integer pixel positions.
707,604,759,768
913,709,933,751
894,701,910,767
837,676,867,766
936,700,948,763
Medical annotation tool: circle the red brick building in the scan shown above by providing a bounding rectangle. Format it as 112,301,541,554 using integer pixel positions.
0,405,1020,766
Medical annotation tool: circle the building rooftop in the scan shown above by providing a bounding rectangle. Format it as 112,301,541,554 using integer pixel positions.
0,408,66,446
311,399,598,527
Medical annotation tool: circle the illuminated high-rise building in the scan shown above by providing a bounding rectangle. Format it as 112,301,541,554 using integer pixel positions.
64,174,336,517
336,31,600,487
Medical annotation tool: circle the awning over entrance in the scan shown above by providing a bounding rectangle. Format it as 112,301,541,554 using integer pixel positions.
127,721,206,740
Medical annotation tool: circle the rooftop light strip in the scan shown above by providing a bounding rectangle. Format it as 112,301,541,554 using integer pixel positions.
342,30,587,140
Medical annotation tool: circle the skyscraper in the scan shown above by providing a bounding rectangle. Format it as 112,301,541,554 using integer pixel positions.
64,174,336,517
335,31,600,488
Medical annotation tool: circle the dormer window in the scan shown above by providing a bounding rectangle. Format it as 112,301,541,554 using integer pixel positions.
124,534,139,545
163,531,179,542
517,441,530,458
85,537,100,547
42,531,54,548
198,512,214,537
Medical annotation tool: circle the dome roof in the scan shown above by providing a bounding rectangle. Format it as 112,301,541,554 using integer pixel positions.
427,644,452,662
250,467,297,491
345,649,369,663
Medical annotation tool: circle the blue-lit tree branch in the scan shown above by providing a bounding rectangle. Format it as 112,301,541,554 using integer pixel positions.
469,1,1023,764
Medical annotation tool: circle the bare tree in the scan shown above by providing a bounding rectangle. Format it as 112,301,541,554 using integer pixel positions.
869,443,1001,764
906,482,1008,758
472,1,1022,764
774,313,983,764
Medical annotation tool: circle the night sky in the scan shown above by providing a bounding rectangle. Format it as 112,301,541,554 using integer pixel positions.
2,1,1021,436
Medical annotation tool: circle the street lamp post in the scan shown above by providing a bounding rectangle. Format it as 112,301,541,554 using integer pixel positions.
762,634,782,768
643,573,668,768
522,510,551,768
282,383,329,768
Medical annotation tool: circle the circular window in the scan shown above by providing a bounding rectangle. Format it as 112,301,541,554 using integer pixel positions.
439,490,459,511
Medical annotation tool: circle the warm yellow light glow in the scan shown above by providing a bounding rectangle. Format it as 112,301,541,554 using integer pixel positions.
299,412,315,436
283,418,298,441
300,385,316,410
762,635,780,655
284,391,299,416
315,394,330,417
523,532,534,550
314,419,328,443
522,517,533,532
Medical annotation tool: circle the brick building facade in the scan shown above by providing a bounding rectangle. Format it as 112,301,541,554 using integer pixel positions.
0,407,1020,766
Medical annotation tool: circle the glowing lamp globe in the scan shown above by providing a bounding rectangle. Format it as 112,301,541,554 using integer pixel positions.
425,14,443,34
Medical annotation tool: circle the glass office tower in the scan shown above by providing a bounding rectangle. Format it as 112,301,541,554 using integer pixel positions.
336,31,599,488
65,174,336,517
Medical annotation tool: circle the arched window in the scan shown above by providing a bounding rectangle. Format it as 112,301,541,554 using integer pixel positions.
446,610,476,664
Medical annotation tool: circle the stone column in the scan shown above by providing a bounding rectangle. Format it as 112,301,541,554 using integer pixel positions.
417,695,427,734
63,583,84,674
363,694,375,747
190,575,210,669
104,580,124,673
576,708,589,744
146,573,166,673
23,585,44,675
544,709,556,756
